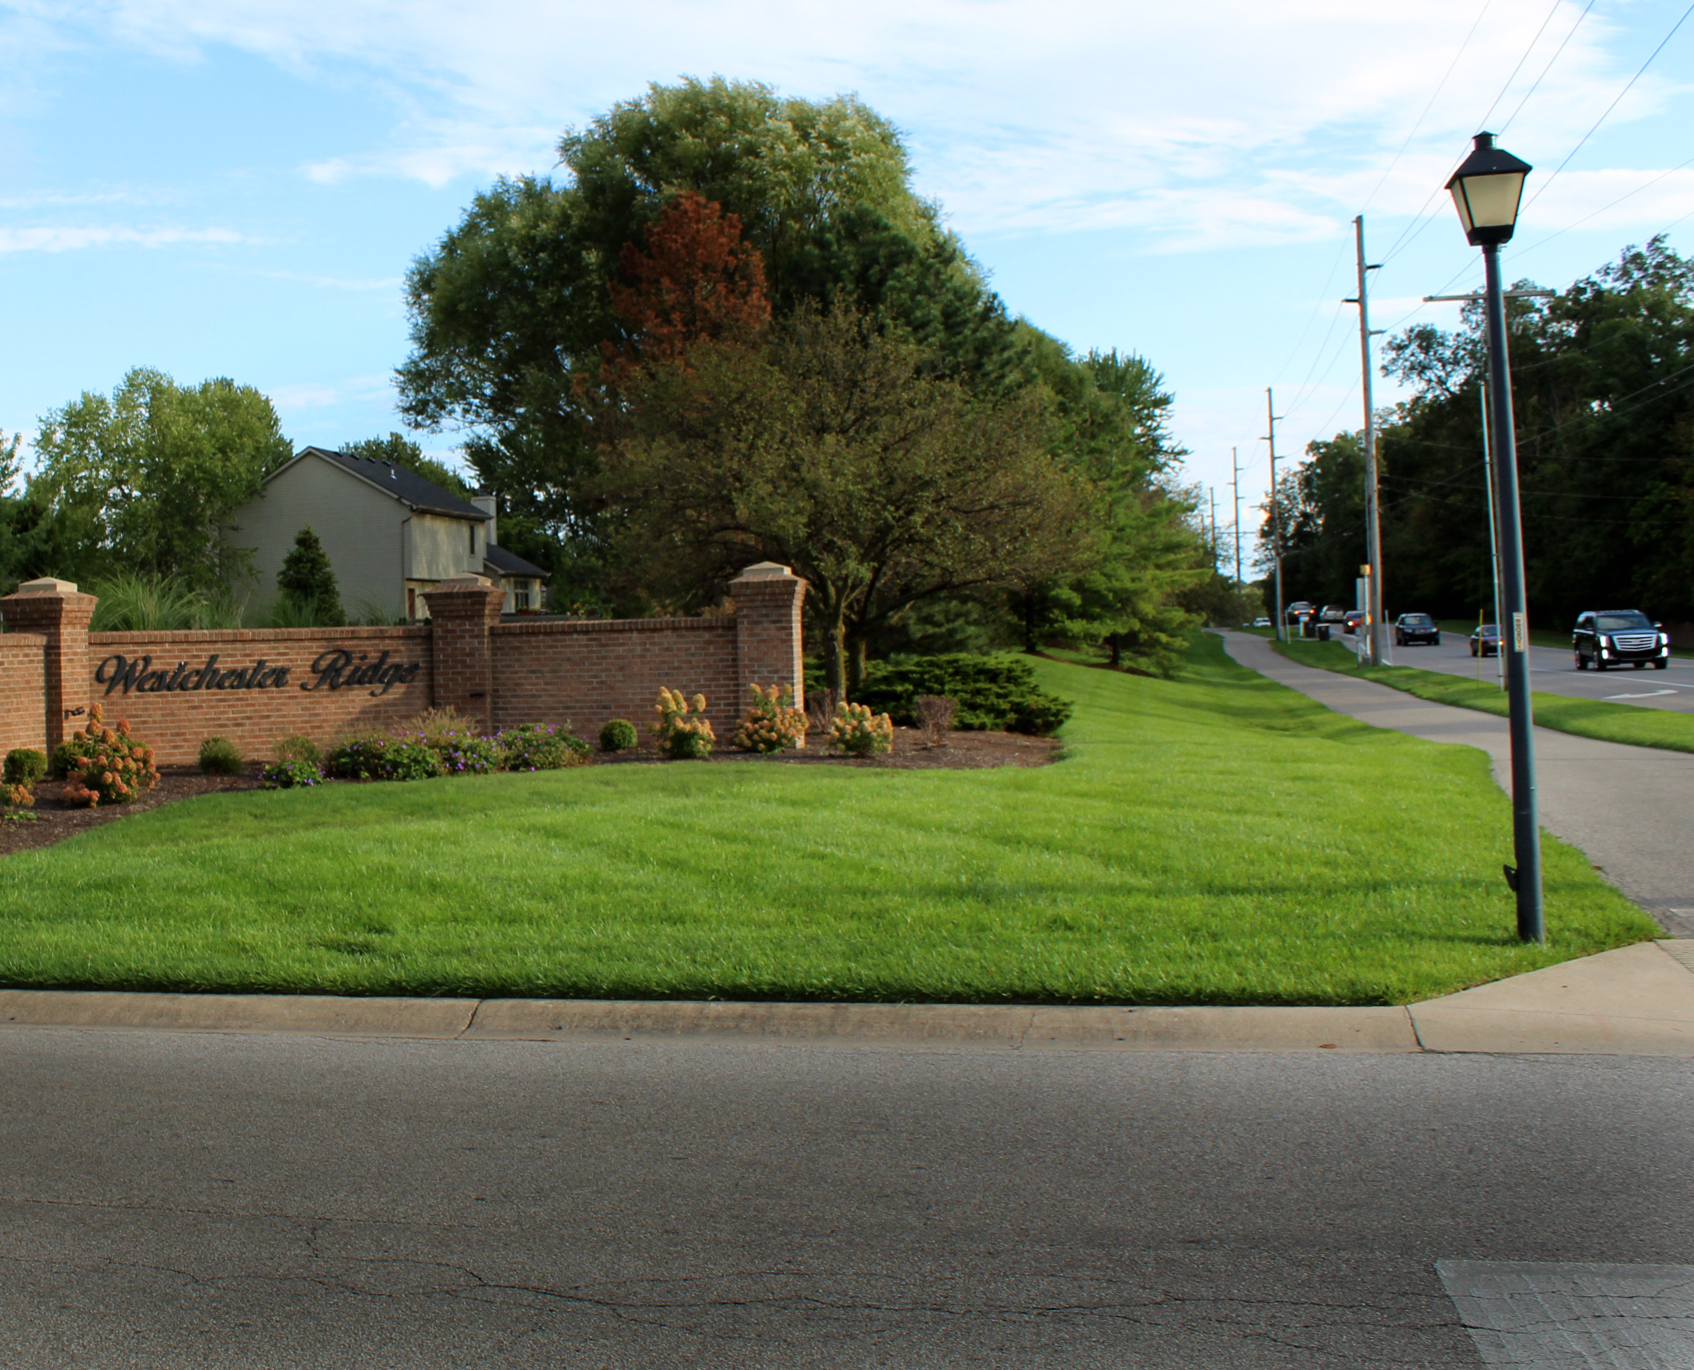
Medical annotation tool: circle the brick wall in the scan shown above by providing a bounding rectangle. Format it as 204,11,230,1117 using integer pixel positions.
0,632,48,756
83,626,432,763
492,616,742,740
0,563,806,766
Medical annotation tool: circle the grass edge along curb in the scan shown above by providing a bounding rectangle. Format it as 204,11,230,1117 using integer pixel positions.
1271,638,1694,756
0,636,1657,1007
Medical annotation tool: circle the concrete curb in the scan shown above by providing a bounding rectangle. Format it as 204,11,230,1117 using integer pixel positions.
1,942,1689,1054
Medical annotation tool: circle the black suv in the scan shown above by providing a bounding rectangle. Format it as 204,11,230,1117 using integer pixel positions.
1393,613,1440,646
1572,610,1670,671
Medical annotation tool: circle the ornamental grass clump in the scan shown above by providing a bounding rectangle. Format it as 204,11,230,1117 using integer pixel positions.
197,736,244,776
498,723,592,771
53,706,159,807
653,687,716,759
829,701,894,756
732,684,808,754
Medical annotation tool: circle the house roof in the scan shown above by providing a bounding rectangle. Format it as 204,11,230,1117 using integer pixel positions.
483,543,550,580
281,446,490,522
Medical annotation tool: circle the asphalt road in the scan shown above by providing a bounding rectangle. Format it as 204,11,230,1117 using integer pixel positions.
3,1029,1691,1369
1381,630,1694,714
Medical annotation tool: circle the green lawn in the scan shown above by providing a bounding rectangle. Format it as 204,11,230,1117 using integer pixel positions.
1273,637,1694,755
0,637,1656,1006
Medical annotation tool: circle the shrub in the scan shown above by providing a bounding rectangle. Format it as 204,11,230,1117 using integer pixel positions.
274,735,322,766
325,736,443,782
915,694,957,747
1,781,34,809
4,748,47,786
431,734,503,776
499,723,592,771
197,736,243,775
400,707,483,745
829,702,894,756
258,759,322,789
855,654,1072,735
276,526,345,625
599,718,639,753
732,684,808,754
49,706,159,805
652,687,715,759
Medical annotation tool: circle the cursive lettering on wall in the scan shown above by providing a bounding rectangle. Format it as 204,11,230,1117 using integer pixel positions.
94,648,421,699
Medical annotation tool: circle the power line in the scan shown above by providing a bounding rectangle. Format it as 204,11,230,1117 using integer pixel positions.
1362,0,1496,215
1498,0,1596,134
1521,0,1694,215
1473,0,1567,131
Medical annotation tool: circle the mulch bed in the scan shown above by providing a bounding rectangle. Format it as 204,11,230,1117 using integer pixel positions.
0,728,1058,859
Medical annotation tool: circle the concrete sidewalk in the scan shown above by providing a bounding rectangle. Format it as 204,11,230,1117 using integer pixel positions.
1221,630,1694,937
2,939,1691,1054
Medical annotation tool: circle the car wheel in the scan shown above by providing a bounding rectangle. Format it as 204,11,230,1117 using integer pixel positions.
1634,661,1646,670
1575,652,1587,670
1595,657,1607,672
1432,633,1440,645
1655,659,1669,670
1470,643,1477,657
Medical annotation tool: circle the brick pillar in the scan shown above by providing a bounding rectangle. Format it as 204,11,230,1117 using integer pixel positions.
0,578,98,753
731,562,807,709
422,576,506,732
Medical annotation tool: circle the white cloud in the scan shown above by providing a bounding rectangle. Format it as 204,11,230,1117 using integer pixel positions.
0,224,246,252
16,0,1675,250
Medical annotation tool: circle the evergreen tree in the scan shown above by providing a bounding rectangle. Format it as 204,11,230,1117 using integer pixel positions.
276,527,344,625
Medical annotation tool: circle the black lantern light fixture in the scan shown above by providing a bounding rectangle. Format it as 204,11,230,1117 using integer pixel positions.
1447,130,1545,944
1446,132,1532,247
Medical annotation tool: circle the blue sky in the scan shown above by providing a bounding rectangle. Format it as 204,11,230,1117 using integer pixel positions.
4,0,1693,556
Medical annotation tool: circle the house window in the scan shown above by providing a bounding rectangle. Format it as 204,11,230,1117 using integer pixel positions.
469,524,477,557
513,582,532,610
408,587,416,619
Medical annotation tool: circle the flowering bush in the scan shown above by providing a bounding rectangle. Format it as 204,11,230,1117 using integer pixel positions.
498,723,592,771
258,759,323,789
1,781,34,809
51,706,159,806
829,701,894,756
325,736,443,782
653,687,715,759
732,684,808,754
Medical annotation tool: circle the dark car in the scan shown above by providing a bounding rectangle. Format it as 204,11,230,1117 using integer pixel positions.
1573,609,1670,671
1342,610,1367,636
1469,624,1500,657
1285,600,1315,626
1394,613,1440,646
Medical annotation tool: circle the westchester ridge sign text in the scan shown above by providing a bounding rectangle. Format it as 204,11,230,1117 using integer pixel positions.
94,648,423,699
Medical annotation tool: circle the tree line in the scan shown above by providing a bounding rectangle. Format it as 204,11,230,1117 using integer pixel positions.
1269,237,1694,630
3,78,1223,688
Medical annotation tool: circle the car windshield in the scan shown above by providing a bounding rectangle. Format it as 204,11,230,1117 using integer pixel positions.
1401,615,1433,626
1476,625,1498,634
1596,612,1652,631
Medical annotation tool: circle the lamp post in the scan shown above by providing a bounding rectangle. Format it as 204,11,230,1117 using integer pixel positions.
1446,131,1544,943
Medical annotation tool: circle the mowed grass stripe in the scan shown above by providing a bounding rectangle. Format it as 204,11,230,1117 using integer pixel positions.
0,635,1656,1004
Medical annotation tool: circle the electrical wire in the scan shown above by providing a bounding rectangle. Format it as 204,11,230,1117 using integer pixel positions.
1513,152,1694,258
1497,0,1596,134
1521,0,1694,215
1473,0,1568,131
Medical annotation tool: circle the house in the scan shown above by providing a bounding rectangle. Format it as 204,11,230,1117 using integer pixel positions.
227,446,548,620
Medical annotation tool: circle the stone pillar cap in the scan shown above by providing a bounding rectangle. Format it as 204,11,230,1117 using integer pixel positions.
13,577,80,595
429,574,494,587
732,562,795,581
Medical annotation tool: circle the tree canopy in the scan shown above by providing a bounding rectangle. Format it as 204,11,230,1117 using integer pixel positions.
1271,237,1694,629
28,367,292,591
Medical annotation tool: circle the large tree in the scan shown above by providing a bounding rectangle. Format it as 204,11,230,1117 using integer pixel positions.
395,79,1024,608
30,368,292,590
599,305,1092,697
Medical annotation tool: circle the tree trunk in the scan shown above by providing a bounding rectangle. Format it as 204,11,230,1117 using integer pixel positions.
1108,634,1122,668
823,611,849,703
846,635,868,699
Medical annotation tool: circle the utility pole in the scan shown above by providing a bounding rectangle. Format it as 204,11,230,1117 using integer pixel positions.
1208,487,1219,573
1346,215,1386,666
1266,388,1285,642
1231,446,1243,589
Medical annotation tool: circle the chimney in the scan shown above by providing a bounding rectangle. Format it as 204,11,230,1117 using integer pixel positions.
471,494,497,548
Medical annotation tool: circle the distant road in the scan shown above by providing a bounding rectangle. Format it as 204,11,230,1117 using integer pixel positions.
1368,628,1694,714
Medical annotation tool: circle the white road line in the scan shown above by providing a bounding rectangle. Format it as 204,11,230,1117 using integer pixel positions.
1605,690,1679,700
